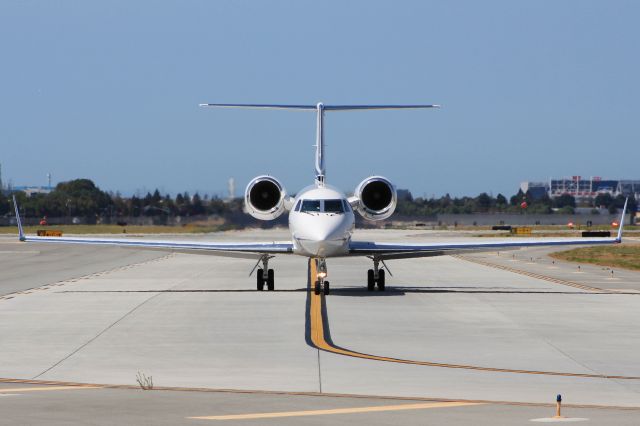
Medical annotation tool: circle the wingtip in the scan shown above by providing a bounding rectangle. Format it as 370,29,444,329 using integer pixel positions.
12,195,25,241
616,197,628,242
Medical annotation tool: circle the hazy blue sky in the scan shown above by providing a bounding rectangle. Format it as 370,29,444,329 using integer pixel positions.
1,1,638,198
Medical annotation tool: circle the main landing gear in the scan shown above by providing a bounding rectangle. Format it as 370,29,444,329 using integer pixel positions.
314,258,330,296
254,255,275,291
367,257,387,291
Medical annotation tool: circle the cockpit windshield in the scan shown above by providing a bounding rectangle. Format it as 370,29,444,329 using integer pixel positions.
323,199,344,213
298,199,345,213
300,200,321,212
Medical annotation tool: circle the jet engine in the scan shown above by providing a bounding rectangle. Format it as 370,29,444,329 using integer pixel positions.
244,175,289,220
354,176,397,221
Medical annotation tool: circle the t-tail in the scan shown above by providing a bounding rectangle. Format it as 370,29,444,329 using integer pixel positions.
199,102,440,186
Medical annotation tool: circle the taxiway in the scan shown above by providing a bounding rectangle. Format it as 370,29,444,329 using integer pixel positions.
1,229,639,424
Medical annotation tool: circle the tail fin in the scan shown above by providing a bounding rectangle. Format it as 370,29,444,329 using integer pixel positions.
200,102,440,185
12,195,25,241
616,197,628,242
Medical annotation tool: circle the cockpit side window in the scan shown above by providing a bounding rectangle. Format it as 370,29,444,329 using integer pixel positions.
324,199,344,213
342,199,351,212
294,199,302,211
300,199,321,212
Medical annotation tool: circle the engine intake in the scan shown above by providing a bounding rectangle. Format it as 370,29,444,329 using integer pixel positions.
245,176,288,220
354,176,397,221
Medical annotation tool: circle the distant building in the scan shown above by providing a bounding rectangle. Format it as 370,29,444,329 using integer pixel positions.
520,181,549,200
521,176,640,201
13,186,52,197
397,189,413,202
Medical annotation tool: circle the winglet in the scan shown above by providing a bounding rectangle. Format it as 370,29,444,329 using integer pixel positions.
12,195,25,241
616,197,628,242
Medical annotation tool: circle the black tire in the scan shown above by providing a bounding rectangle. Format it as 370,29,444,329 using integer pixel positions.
314,281,321,295
323,281,330,296
257,269,264,291
267,269,275,291
378,269,386,291
367,269,375,291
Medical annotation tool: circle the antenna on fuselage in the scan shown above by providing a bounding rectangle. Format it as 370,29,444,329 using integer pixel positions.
199,102,440,186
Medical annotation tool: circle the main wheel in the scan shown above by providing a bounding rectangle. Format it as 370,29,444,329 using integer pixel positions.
257,268,265,291
367,269,375,291
314,281,321,295
323,281,330,295
267,269,275,291
378,269,386,291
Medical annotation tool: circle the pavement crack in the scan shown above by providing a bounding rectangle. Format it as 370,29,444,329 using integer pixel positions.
1,253,172,302
542,339,604,377
31,262,203,380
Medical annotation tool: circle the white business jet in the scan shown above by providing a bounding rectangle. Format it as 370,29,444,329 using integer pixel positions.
13,103,627,295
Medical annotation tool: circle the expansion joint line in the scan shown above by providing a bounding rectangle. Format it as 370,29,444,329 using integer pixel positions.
0,253,173,302
452,255,611,293
305,259,640,380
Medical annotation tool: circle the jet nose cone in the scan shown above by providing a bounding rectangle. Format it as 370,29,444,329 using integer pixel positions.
305,222,346,242
295,222,349,257
307,228,335,242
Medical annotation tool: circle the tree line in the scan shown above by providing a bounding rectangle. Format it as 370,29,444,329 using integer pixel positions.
0,179,243,218
395,189,636,216
0,179,636,219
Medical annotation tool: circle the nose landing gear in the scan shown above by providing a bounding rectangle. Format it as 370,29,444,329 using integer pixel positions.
314,258,330,296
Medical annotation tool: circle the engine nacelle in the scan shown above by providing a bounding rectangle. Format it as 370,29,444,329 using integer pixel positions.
354,176,397,221
244,175,288,220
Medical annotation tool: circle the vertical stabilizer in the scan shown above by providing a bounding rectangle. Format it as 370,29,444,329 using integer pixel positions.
315,103,325,186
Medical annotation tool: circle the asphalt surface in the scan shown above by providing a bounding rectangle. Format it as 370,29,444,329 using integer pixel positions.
1,229,639,425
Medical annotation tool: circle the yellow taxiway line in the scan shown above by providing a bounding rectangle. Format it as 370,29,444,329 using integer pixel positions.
307,259,640,380
189,401,480,420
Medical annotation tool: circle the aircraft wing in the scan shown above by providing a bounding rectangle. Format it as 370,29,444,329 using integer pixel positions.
349,236,618,260
350,199,628,260
17,235,293,259
12,197,291,260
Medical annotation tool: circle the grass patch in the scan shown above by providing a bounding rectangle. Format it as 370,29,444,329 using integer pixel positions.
0,224,230,235
473,231,640,238
549,244,640,271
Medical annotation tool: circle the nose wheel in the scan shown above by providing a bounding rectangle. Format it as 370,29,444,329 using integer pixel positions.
314,258,330,295
314,280,330,296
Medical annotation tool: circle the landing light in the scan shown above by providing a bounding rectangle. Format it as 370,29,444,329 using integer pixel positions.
318,272,327,278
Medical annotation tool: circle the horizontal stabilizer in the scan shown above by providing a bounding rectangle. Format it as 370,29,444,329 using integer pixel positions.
199,103,440,111
199,103,317,110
